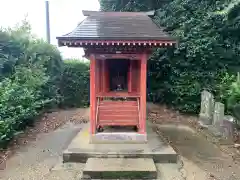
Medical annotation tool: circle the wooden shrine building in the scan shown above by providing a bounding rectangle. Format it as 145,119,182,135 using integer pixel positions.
57,10,177,143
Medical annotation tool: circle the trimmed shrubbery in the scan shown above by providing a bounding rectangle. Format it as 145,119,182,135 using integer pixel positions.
60,60,90,108
0,21,90,148
0,64,50,147
100,0,240,114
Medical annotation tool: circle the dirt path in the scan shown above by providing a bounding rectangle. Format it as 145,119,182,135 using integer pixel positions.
2,104,240,180
0,108,89,180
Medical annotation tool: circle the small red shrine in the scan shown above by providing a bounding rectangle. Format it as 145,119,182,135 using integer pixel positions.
57,11,176,142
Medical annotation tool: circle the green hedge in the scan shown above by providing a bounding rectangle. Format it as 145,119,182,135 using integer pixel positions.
60,60,90,108
100,0,240,114
0,20,92,148
0,64,51,148
149,1,240,113
1,20,63,106
0,20,63,148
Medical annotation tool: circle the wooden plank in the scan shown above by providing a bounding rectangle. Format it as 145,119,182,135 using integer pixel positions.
94,54,141,60
98,119,138,122
99,115,138,121
98,121,138,126
97,92,140,98
99,119,138,123
99,100,137,105
99,106,138,111
90,54,96,134
99,104,137,108
139,54,147,134
99,111,138,116
99,109,138,113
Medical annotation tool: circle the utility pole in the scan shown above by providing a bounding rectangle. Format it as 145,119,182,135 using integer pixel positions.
45,1,51,43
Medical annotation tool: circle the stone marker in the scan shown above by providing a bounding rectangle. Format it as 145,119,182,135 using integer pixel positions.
220,115,235,138
213,102,225,126
199,90,215,125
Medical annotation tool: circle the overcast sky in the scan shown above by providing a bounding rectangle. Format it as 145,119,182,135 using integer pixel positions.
0,0,100,59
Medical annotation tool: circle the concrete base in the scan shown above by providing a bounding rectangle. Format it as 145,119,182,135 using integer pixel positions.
63,123,178,163
83,158,157,179
90,132,147,144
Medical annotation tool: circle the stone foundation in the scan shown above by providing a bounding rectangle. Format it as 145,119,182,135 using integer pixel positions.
90,132,147,144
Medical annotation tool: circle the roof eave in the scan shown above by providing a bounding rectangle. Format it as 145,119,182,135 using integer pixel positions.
56,36,178,41
57,38,178,48
82,10,155,17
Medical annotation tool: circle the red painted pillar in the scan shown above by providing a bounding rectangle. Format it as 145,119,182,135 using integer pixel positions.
139,54,147,134
90,54,96,135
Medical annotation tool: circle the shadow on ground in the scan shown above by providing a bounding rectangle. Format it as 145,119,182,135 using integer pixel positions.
157,124,240,180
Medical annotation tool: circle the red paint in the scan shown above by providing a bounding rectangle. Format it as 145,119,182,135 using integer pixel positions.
97,100,139,127
59,40,177,48
99,101,137,106
89,52,148,135
94,54,142,60
139,54,147,134
97,92,140,98
90,55,96,134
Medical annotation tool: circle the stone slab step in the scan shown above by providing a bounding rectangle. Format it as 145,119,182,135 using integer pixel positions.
91,132,147,144
83,158,157,179
63,123,178,163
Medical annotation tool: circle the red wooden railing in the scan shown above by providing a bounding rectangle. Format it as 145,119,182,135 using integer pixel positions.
95,97,140,129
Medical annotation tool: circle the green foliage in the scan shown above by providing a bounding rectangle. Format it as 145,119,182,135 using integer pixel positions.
0,31,23,78
227,78,240,110
27,39,63,107
233,104,240,121
100,0,240,114
150,0,240,113
0,20,64,148
216,72,240,121
1,20,63,105
216,72,236,104
0,64,50,148
60,60,90,108
99,0,170,11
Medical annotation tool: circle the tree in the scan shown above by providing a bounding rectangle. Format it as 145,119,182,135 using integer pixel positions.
99,0,170,11
99,0,240,114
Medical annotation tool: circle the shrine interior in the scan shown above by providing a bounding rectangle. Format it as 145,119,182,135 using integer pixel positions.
107,59,129,92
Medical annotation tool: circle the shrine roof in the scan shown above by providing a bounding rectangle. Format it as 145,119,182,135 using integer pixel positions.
57,11,177,47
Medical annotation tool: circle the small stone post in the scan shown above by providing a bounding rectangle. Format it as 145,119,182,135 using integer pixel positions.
199,90,215,125
213,102,225,126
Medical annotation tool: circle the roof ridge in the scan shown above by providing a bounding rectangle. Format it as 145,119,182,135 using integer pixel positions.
82,10,153,17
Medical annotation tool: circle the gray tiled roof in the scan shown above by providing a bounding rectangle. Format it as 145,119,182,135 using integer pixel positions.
57,11,174,41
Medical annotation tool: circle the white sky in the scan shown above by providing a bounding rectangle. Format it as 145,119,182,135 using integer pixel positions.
0,0,100,59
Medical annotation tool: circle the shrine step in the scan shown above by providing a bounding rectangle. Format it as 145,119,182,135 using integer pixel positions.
82,158,157,179
91,132,147,144
99,100,138,106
